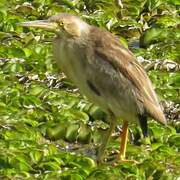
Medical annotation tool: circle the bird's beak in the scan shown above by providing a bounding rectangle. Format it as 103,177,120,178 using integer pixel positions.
18,20,57,32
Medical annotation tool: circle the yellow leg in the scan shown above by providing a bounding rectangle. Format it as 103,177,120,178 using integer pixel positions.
119,120,128,160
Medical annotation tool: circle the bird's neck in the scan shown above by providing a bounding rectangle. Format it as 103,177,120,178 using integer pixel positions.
76,20,90,36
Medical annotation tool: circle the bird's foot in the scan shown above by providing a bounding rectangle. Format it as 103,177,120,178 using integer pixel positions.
96,157,139,166
114,157,139,166
97,151,140,166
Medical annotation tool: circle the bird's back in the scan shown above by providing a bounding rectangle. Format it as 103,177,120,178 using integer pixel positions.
87,27,166,124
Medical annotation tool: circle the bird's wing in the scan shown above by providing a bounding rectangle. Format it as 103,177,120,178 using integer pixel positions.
90,27,166,124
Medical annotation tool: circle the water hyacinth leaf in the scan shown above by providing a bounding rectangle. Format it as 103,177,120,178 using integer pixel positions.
65,123,80,142
60,172,84,180
10,155,32,171
15,3,35,14
148,124,166,142
28,83,46,96
88,105,106,121
60,109,90,123
39,161,61,171
140,28,168,47
20,95,41,108
77,156,96,169
77,124,92,144
29,150,44,164
168,73,180,88
167,0,180,5
119,36,128,48
0,31,12,40
167,134,180,149
156,15,180,27
151,142,164,151
46,123,67,140
155,145,177,155
23,48,33,57
2,62,24,73
144,0,163,12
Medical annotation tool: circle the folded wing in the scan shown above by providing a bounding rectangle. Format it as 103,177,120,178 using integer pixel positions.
90,27,166,124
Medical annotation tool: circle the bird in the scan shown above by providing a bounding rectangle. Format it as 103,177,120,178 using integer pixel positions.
19,13,166,163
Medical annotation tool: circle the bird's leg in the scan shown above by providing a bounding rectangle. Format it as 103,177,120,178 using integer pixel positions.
119,120,128,160
97,112,116,163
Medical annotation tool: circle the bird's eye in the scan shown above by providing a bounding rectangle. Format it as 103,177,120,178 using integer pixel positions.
59,21,64,26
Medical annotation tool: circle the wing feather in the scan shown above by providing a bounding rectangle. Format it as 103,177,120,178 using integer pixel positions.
90,27,166,124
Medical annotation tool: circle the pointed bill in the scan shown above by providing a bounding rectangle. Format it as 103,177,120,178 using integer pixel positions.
18,20,57,32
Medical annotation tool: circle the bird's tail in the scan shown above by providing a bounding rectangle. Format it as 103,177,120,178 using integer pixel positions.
144,99,167,125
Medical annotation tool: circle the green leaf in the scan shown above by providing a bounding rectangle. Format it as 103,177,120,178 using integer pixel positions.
46,123,67,140
65,123,80,142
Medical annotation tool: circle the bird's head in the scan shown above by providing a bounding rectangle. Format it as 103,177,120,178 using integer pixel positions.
19,13,90,38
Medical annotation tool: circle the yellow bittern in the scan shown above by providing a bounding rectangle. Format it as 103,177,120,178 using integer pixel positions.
19,13,166,163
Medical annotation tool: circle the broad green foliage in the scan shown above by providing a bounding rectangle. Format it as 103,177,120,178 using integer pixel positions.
0,0,179,179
